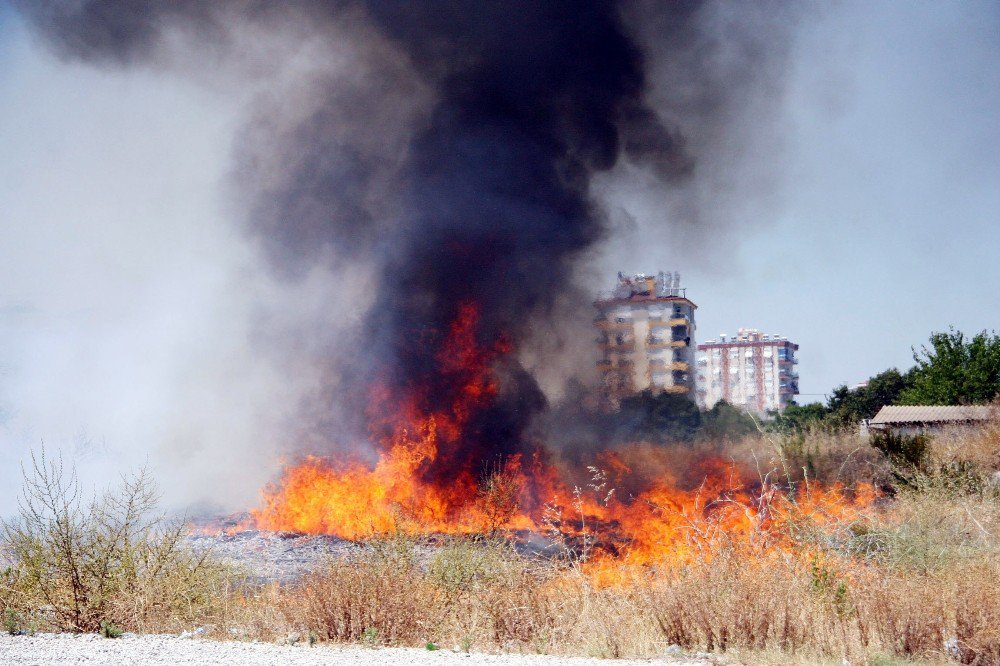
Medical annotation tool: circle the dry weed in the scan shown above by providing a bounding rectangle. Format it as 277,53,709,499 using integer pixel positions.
4,423,1000,664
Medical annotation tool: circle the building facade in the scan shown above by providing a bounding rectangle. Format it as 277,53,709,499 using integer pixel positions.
594,272,696,404
696,328,799,414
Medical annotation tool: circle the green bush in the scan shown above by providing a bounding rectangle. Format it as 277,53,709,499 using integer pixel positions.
99,619,123,638
870,430,929,483
3,607,34,636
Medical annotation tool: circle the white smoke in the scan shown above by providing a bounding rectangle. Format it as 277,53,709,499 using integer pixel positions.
0,14,383,515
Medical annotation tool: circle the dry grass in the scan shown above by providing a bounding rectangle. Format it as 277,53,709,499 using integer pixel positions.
227,527,996,663
0,449,238,635
3,424,999,664
254,423,999,663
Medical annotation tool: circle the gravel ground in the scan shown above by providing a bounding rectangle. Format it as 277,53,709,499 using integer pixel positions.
0,634,710,665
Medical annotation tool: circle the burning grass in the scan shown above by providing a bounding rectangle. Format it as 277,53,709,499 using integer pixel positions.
245,305,889,567
255,479,999,663
3,304,999,661
248,449,999,664
3,427,1000,663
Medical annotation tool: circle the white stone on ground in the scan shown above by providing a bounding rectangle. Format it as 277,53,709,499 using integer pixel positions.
0,633,709,665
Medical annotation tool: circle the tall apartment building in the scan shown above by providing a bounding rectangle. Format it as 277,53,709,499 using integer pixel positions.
594,272,697,404
696,328,799,414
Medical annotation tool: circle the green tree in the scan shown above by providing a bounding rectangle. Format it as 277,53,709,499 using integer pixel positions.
768,401,830,432
898,328,1000,405
615,390,702,442
700,400,758,440
827,368,912,425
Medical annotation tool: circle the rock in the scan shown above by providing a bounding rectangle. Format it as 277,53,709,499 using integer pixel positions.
945,636,967,661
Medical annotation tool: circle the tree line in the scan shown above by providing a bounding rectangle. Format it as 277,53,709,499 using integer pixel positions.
771,328,1000,432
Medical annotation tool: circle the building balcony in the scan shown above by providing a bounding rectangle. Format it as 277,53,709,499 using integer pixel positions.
598,363,634,375
649,316,690,328
594,320,633,332
647,338,687,349
599,342,635,353
649,360,689,372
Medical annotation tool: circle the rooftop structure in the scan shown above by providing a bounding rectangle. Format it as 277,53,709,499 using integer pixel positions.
594,271,696,404
868,405,994,435
696,328,799,414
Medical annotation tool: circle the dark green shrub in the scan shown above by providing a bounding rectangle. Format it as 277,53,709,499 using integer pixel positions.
870,430,930,483
100,619,123,638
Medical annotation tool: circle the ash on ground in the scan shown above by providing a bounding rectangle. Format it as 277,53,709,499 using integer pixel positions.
185,514,355,584
185,515,578,584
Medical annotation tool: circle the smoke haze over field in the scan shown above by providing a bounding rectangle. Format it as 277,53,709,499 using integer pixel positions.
1,1,997,512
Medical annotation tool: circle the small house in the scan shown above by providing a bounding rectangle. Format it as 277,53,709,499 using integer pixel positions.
867,405,994,436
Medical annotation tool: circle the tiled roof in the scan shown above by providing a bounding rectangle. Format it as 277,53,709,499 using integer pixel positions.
869,405,994,425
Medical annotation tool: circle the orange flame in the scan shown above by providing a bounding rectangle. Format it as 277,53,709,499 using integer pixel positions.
251,304,877,564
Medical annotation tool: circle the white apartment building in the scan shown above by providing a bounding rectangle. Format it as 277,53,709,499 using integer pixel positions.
696,328,799,414
594,271,696,404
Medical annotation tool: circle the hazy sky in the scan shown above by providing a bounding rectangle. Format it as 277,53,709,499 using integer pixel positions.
0,2,997,510
649,1,999,401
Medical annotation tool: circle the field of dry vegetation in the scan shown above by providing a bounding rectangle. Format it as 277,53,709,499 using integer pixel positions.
2,421,999,665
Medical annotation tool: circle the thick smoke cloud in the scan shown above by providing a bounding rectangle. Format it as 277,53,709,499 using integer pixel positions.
356,3,695,477
11,1,793,487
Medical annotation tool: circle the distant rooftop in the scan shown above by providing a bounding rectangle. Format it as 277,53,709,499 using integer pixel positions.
869,405,994,425
596,271,690,303
699,328,795,346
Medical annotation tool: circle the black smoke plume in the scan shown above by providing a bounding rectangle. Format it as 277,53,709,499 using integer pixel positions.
12,1,790,484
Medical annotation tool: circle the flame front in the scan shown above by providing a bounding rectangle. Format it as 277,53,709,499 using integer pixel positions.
253,303,530,537
252,304,875,563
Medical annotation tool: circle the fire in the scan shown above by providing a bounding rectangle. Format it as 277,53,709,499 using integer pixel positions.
252,304,877,564
253,303,530,537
